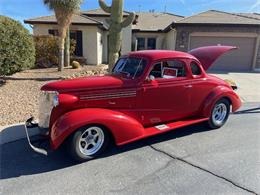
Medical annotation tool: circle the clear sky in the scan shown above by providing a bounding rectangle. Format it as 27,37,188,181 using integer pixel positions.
0,0,260,31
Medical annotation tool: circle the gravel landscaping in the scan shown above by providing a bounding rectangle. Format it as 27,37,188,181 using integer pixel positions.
0,65,108,126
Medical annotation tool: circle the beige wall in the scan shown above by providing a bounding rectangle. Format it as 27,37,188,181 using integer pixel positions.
90,16,132,55
121,25,132,54
33,24,103,65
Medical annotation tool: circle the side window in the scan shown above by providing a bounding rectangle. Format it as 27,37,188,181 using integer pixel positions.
149,60,187,79
190,62,202,76
149,63,162,78
162,60,186,78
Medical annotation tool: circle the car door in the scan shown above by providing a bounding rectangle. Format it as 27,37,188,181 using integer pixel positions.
138,59,192,126
188,60,216,115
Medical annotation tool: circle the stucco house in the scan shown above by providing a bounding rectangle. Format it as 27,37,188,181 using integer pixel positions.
24,9,183,65
25,9,260,72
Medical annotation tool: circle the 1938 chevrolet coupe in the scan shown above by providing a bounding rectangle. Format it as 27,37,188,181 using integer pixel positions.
25,46,241,162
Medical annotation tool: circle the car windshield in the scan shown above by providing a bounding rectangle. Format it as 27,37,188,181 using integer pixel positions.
112,57,147,79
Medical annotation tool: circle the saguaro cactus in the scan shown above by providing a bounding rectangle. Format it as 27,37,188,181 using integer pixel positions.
99,0,135,72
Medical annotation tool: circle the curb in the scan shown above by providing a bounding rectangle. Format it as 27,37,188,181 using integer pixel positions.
0,123,40,145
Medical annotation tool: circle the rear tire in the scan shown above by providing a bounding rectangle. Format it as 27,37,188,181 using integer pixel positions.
208,98,230,129
67,125,110,162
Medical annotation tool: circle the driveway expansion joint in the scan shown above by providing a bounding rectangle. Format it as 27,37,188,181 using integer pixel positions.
148,144,258,195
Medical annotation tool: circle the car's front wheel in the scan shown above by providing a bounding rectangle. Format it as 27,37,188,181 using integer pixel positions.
67,125,110,162
208,98,230,129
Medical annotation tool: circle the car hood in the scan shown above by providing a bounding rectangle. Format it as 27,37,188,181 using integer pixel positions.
41,75,128,93
189,46,237,71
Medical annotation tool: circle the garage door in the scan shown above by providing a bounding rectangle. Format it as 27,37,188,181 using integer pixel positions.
190,36,256,71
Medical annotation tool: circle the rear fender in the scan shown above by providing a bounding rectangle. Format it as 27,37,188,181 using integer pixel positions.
201,86,242,117
50,108,145,149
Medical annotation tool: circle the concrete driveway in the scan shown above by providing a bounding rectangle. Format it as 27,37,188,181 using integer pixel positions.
212,72,260,103
1,103,259,195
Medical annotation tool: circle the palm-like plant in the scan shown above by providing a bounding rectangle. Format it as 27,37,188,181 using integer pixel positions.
43,0,82,71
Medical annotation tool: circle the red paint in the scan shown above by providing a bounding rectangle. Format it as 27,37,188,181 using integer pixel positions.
40,48,241,150
189,46,237,70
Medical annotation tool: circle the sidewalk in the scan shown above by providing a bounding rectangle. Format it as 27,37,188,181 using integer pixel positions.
211,72,260,103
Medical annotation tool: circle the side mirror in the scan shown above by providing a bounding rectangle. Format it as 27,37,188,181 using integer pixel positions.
145,75,157,85
146,75,155,82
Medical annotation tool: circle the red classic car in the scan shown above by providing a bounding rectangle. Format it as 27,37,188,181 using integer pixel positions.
25,46,241,162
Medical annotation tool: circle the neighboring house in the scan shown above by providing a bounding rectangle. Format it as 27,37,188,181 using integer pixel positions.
25,9,260,72
173,10,260,71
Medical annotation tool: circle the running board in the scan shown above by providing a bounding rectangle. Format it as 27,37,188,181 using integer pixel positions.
118,117,209,146
145,117,209,137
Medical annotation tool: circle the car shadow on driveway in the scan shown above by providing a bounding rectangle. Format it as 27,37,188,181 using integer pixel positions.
0,123,213,180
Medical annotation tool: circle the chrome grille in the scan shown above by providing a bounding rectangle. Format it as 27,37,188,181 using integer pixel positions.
38,91,56,128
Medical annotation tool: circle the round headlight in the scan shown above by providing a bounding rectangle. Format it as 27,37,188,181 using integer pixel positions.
53,94,59,107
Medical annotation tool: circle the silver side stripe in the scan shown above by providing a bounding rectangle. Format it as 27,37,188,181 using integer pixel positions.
80,91,137,100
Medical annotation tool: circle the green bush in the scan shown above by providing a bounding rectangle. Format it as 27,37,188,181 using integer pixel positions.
34,35,76,68
0,16,35,76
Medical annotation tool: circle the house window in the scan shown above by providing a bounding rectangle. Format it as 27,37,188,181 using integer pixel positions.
70,31,83,57
48,29,83,57
48,29,59,36
147,38,156,50
137,38,145,50
136,37,157,51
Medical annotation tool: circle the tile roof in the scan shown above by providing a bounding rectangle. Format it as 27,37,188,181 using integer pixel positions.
236,13,260,20
176,10,260,25
132,12,184,32
24,14,102,25
81,8,129,16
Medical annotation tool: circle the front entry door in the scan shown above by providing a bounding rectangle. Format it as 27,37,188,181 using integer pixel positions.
138,59,191,126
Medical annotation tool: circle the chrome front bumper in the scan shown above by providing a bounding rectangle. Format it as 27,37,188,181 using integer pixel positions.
25,117,49,155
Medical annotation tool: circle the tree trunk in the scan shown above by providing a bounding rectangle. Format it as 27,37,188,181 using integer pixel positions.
64,27,70,67
58,37,65,71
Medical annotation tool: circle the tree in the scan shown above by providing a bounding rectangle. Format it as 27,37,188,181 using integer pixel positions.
99,0,135,72
43,0,82,71
64,28,70,67
0,16,35,76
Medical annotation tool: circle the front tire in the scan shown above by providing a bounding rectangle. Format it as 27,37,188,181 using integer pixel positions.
67,125,110,162
208,98,230,129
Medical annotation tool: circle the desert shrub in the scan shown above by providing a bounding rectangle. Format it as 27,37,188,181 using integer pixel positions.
34,35,76,68
0,16,35,76
72,61,81,69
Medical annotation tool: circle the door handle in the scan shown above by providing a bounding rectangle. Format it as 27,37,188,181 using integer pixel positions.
184,84,193,88
108,101,116,105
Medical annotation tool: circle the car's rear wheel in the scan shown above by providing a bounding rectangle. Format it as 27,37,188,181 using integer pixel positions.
208,98,230,129
67,125,110,162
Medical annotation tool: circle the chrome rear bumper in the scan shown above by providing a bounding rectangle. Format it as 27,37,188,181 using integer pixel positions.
25,117,49,155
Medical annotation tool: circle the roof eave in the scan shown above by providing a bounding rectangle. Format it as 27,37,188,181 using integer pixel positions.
24,20,100,26
132,29,164,33
175,23,260,27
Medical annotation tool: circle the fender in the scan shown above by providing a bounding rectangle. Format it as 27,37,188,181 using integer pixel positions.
50,108,145,149
201,85,242,117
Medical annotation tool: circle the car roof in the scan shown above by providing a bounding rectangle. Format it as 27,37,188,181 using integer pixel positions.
126,50,197,61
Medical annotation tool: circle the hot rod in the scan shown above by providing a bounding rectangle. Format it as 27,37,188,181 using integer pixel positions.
25,46,241,162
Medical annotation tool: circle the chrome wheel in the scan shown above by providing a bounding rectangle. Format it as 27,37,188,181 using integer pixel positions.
78,126,105,156
212,103,228,126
